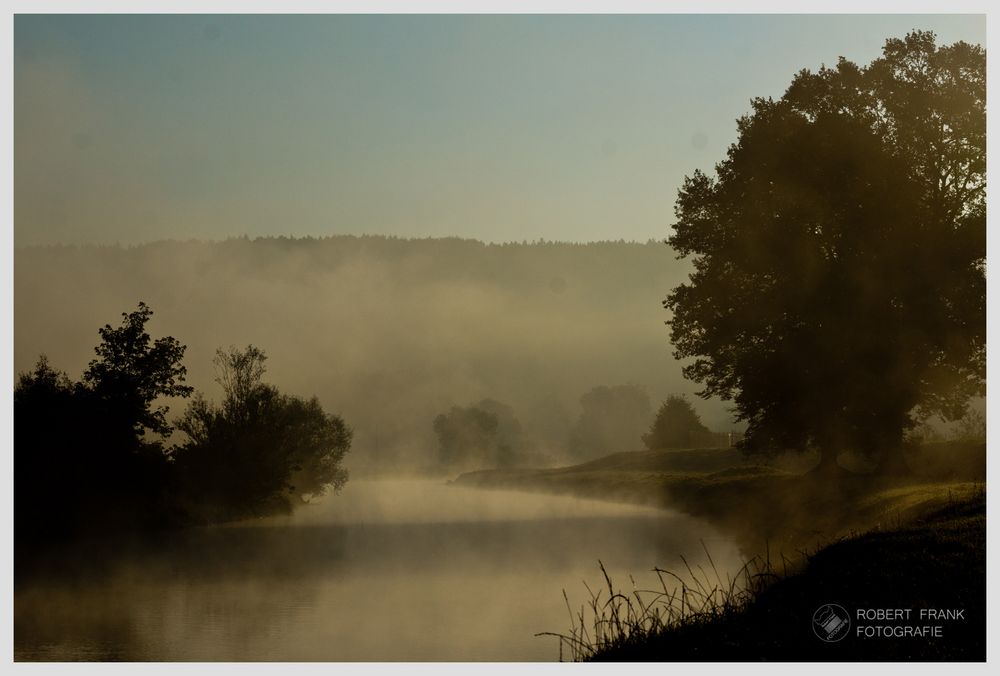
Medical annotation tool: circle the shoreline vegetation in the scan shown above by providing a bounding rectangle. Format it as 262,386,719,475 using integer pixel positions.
453,444,985,661
14,304,353,562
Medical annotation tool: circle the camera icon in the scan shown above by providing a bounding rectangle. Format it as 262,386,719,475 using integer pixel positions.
813,604,851,642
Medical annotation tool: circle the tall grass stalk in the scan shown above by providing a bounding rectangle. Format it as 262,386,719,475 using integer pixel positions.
538,541,781,661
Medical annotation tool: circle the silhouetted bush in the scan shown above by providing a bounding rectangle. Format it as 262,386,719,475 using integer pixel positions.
173,346,351,522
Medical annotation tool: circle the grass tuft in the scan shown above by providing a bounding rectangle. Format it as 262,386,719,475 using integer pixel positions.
537,541,784,661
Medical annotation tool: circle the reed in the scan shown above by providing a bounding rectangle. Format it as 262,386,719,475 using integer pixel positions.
538,540,782,662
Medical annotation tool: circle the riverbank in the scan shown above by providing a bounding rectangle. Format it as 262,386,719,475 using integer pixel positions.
588,490,985,661
453,444,984,554
453,444,986,660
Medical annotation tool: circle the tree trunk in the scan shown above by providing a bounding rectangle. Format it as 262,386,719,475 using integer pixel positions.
874,443,912,476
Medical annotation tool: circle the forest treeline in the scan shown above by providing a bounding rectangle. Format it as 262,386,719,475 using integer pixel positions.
15,303,351,547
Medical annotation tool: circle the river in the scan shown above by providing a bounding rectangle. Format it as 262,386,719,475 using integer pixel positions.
15,478,741,661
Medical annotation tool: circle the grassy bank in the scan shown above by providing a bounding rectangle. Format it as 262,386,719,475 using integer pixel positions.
454,443,986,661
454,443,984,553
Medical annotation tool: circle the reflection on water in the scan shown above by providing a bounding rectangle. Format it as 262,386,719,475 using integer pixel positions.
15,479,741,661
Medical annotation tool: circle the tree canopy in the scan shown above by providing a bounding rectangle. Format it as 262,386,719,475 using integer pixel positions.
174,345,352,521
665,32,985,469
82,301,193,440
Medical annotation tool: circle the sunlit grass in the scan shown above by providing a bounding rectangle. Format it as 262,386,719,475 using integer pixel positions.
851,480,985,529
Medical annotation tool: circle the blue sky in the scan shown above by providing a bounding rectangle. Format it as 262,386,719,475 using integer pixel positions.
14,14,986,245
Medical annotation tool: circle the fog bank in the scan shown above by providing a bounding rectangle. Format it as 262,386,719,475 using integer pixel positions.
14,236,740,469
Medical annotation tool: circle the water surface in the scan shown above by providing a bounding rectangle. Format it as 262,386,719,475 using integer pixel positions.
15,479,741,661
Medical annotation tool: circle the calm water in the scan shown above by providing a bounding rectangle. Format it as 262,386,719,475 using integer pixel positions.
15,479,741,661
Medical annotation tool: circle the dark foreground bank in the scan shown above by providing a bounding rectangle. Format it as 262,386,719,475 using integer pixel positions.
591,491,985,661
455,445,986,661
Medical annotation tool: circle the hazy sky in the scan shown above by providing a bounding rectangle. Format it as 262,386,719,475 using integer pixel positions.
14,14,985,246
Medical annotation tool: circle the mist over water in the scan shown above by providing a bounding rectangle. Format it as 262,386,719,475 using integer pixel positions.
13,238,741,468
13,237,745,662
15,479,741,661
12,14,987,664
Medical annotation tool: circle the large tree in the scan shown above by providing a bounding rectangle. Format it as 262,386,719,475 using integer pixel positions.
666,32,984,472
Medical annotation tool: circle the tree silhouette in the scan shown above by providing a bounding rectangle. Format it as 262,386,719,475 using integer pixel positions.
82,301,193,440
16,312,352,545
666,32,984,473
643,395,711,450
15,304,194,543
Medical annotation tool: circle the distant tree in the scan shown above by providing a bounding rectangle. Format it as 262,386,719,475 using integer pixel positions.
432,405,499,467
568,384,652,460
432,399,533,469
642,395,711,450
666,32,984,473
174,345,351,520
476,398,528,467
